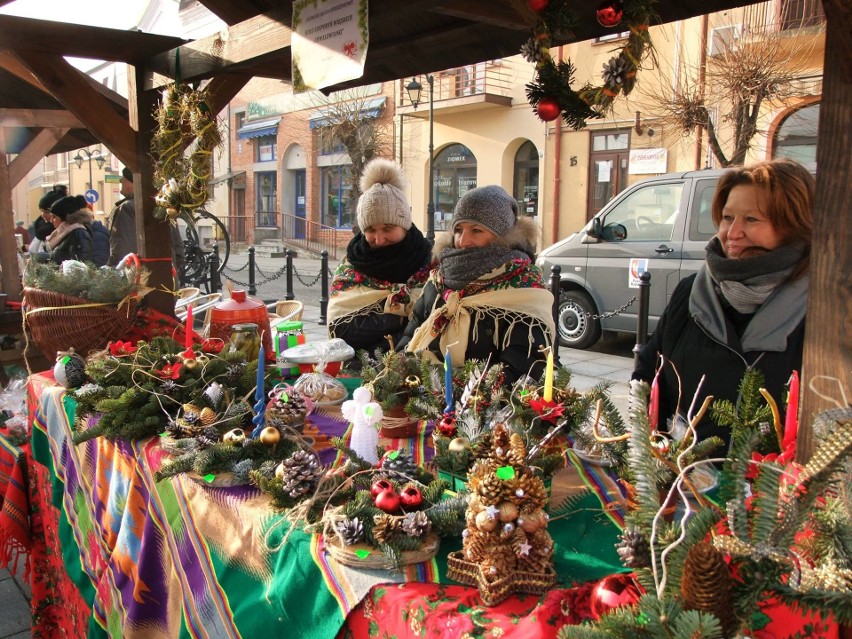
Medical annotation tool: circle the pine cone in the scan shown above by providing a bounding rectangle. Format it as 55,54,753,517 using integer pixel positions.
380,451,418,479
372,513,403,545
490,424,512,457
335,517,365,546
160,380,179,394
268,392,308,427
280,450,323,498
478,473,504,505
226,363,246,385
508,433,528,466
196,426,221,449
616,526,651,569
681,541,738,637
401,511,431,539
508,472,547,508
463,530,489,562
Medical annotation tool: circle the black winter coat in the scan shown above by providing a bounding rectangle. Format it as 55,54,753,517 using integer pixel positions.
50,227,93,265
397,279,550,385
634,272,806,449
90,221,111,267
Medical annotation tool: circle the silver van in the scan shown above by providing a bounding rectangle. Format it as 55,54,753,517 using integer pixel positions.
536,169,725,349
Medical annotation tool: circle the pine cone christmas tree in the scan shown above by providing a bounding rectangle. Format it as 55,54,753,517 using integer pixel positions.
335,517,365,546
681,541,738,637
616,526,651,568
278,450,323,498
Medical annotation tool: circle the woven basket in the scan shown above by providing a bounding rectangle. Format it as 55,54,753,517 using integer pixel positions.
446,550,557,606
23,287,138,360
378,404,420,438
325,532,440,570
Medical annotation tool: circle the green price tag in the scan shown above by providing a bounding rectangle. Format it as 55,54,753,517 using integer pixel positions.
203,473,216,483
159,432,169,437
61,355,71,365
387,450,400,460
281,393,289,403
364,405,375,417
355,549,371,559
496,466,515,480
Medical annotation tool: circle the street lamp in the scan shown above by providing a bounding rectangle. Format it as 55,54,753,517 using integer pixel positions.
406,75,435,242
73,148,105,190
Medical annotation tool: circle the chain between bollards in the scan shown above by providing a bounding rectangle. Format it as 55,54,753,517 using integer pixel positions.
247,247,257,296
319,250,329,325
548,264,561,362
285,250,295,301
632,271,651,369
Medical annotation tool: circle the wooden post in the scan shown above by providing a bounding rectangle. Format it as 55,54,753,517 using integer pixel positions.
799,2,852,461
0,129,21,300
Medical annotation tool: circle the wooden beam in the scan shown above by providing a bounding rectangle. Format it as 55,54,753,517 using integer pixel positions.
0,129,22,301
144,6,292,89
435,0,537,31
0,108,82,128
204,74,253,115
7,128,69,187
799,11,852,460
196,0,278,25
12,51,137,171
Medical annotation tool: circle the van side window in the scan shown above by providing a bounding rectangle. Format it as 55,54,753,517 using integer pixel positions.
689,179,719,241
601,182,684,242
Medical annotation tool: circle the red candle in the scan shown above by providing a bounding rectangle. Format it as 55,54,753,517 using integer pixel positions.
782,370,799,451
185,304,194,349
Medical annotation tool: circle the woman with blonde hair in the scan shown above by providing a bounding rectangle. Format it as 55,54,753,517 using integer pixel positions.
633,158,814,447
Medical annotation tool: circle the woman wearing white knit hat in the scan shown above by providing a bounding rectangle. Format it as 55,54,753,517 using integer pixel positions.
397,185,555,384
327,158,434,355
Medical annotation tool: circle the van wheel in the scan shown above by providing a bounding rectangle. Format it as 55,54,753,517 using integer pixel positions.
557,290,602,349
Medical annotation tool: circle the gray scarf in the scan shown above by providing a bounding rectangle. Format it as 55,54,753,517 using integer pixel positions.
439,245,528,291
704,237,806,313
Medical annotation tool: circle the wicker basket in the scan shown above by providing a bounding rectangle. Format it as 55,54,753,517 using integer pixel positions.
378,404,420,438
446,550,557,606
325,532,440,570
23,287,138,360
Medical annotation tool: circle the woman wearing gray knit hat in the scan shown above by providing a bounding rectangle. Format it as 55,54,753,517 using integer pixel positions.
327,157,434,355
397,185,555,384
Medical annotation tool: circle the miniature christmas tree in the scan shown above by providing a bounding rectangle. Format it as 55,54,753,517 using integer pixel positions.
447,422,557,605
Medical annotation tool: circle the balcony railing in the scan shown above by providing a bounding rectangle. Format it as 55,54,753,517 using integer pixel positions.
397,59,516,107
742,0,825,35
281,212,347,260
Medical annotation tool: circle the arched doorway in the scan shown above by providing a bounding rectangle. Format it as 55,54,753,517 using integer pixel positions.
772,102,819,174
513,140,540,221
434,144,477,232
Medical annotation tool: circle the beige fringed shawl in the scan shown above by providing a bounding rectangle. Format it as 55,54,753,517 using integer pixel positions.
405,264,555,368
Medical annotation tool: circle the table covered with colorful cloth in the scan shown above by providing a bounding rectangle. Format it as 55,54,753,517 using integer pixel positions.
6,372,841,639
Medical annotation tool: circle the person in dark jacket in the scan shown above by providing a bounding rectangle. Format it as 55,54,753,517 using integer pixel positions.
33,186,67,242
327,158,433,354
397,185,555,385
46,195,94,264
633,159,814,449
90,217,111,266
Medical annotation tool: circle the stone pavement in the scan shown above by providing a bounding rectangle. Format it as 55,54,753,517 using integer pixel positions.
0,304,632,638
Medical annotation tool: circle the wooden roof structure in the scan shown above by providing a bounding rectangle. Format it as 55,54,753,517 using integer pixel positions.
0,0,849,456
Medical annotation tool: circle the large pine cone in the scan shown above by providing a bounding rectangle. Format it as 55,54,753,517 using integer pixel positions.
335,516,365,546
401,511,431,539
616,526,651,568
508,472,548,508
280,450,323,498
681,541,738,637
507,433,528,466
267,392,308,427
380,451,419,479
372,513,403,545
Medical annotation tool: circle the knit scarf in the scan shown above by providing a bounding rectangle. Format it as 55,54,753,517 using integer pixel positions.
46,222,87,250
439,245,530,291
346,224,432,283
705,236,806,313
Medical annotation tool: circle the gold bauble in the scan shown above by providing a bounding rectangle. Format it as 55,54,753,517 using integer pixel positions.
475,509,498,532
497,501,519,522
519,509,546,533
199,407,216,426
183,357,198,370
275,462,287,479
222,428,245,444
448,437,471,453
259,426,281,446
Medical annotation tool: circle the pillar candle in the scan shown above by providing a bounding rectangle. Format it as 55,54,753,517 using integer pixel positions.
782,370,799,451
444,348,454,413
251,343,266,437
185,304,193,350
543,350,554,402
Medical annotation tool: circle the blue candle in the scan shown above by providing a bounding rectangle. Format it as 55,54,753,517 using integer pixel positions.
444,347,454,413
251,344,266,437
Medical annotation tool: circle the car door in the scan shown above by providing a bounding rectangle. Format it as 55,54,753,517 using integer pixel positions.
586,179,688,334
680,177,720,279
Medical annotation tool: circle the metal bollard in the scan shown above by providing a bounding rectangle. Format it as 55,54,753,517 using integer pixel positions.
285,249,295,301
319,250,329,325
632,271,651,369
248,246,257,296
549,264,561,362
209,244,220,293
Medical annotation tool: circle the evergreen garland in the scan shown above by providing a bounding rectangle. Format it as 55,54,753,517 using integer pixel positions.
23,260,146,303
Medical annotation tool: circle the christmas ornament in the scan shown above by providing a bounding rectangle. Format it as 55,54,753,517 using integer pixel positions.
259,426,281,446
399,485,423,509
371,478,394,498
590,573,642,620
536,97,561,122
448,437,472,453
437,412,458,437
342,386,383,464
374,489,400,513
53,350,87,388
595,0,624,28
526,0,550,13
222,428,246,444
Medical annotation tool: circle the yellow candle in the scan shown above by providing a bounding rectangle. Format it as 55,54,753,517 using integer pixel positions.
543,351,554,402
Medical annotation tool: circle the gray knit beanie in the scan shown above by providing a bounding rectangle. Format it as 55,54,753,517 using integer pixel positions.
452,185,518,237
356,158,412,231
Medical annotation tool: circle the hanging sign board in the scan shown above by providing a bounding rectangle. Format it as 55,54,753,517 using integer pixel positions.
292,0,369,93
628,148,668,174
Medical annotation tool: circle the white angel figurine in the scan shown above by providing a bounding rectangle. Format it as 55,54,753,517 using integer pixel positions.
341,386,383,464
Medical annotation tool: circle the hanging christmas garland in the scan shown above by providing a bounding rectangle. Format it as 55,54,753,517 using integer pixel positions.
150,81,223,222
523,0,657,129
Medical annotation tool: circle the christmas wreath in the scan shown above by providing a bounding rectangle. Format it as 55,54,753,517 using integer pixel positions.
523,0,657,129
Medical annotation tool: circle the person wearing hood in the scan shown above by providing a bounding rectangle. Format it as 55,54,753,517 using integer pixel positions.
328,158,433,354
633,159,813,450
46,194,94,264
397,185,555,385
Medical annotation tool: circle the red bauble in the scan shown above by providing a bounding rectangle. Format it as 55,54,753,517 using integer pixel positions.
536,97,561,122
526,0,550,13
370,478,394,498
399,485,423,509
437,413,458,438
596,0,624,28
590,573,643,620
374,489,401,513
